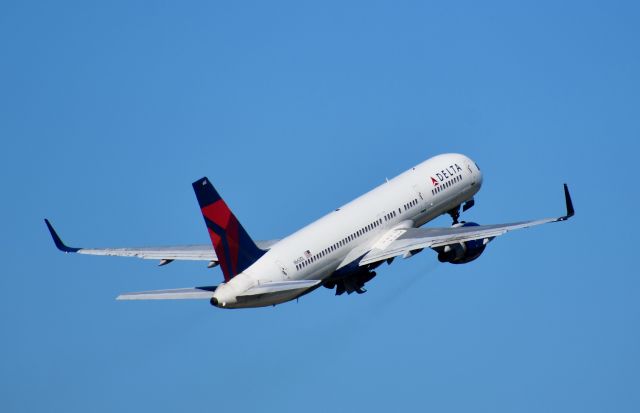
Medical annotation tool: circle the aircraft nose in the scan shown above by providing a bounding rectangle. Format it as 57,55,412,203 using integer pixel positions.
464,156,482,186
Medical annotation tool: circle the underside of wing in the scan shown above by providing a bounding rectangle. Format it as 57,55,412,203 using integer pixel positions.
117,286,218,300
360,184,574,266
238,280,322,297
231,280,323,308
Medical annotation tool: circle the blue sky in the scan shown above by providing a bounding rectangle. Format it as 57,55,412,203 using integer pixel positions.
1,1,639,412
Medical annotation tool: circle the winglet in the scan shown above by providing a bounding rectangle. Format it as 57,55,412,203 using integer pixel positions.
560,184,575,220
44,219,80,253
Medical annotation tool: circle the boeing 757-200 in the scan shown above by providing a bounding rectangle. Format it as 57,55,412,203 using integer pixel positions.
45,153,574,309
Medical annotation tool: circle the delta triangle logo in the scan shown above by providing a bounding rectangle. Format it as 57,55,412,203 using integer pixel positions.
431,177,439,186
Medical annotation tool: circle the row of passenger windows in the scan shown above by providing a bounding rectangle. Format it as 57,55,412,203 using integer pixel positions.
296,196,426,271
383,210,397,221
431,174,462,195
295,218,385,271
403,198,418,211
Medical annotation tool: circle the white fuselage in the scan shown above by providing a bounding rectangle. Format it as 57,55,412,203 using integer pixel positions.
213,153,483,307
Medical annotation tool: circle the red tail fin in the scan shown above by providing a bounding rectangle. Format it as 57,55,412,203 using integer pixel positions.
192,177,265,282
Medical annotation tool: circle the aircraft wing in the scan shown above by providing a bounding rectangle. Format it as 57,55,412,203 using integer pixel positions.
116,280,321,301
44,219,278,265
360,184,574,266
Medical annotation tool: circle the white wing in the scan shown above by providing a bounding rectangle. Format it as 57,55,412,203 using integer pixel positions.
116,280,321,301
360,184,574,266
117,286,218,300
45,219,278,265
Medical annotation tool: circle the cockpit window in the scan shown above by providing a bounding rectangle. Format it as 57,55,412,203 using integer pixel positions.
475,162,481,171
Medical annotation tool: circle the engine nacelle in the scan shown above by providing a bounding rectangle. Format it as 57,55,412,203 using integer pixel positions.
435,222,489,264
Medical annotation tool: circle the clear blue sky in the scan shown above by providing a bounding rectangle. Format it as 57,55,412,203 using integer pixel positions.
1,1,639,412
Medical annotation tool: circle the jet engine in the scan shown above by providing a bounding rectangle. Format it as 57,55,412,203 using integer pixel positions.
434,222,490,264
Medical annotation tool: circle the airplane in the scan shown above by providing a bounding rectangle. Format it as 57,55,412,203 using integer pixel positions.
45,153,574,309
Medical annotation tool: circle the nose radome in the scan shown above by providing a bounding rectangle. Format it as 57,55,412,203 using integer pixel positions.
461,155,482,186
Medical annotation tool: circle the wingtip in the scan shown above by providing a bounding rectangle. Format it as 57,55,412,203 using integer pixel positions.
44,218,79,253
562,183,575,219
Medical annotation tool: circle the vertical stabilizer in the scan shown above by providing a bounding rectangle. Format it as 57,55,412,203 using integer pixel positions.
192,177,265,281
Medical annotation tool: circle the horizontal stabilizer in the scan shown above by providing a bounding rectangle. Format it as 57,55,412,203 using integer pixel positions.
239,280,322,297
117,286,217,300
